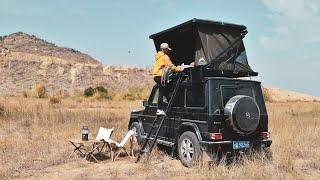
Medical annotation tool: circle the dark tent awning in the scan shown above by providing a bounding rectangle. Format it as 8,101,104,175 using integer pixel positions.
149,18,257,77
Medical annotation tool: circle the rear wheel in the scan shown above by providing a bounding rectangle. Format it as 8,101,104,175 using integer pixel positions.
178,131,202,167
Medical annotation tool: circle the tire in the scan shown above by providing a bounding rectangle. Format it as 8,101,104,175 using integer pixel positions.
129,122,142,146
178,131,202,167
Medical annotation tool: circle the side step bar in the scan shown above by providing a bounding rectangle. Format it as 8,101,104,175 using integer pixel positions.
141,135,175,147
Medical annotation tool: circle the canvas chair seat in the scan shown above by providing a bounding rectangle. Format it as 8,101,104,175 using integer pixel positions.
95,127,115,154
96,127,113,142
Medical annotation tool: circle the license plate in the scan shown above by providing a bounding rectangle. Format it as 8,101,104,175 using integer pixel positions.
233,141,250,149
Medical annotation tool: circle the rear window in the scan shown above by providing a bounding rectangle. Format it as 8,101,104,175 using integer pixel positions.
220,85,254,106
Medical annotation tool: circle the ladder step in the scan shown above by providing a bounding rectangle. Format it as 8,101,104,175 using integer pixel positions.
140,149,149,153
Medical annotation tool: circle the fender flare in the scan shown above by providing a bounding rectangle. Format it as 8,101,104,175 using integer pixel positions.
128,117,145,134
178,122,202,141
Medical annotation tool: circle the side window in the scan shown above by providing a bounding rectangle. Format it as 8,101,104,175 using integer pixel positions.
185,85,205,108
149,87,159,105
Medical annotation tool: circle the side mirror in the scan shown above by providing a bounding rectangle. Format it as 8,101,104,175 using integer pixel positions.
142,100,149,107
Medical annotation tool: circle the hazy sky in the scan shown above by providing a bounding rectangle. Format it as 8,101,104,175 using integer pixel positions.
0,0,319,96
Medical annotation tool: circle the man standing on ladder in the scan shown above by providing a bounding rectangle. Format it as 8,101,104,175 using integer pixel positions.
153,43,184,116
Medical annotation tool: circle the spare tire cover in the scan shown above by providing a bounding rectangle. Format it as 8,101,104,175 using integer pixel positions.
224,95,260,134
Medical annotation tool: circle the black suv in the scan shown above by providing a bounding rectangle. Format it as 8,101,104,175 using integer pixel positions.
128,19,272,167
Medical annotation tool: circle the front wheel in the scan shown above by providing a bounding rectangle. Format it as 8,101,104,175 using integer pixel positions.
129,122,142,146
178,131,202,167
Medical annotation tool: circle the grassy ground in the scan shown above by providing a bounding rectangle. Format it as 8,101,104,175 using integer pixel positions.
0,97,319,179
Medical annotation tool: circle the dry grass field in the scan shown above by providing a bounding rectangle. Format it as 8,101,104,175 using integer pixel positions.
0,97,319,179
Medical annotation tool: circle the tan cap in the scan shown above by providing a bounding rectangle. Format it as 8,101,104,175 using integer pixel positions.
160,43,172,50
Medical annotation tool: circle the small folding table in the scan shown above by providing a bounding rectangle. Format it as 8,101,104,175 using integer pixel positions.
68,138,110,162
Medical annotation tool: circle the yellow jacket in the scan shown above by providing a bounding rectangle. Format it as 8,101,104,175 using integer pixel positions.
152,51,181,77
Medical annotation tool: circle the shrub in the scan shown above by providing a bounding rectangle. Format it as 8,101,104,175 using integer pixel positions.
34,84,47,98
94,86,107,93
84,86,110,100
84,87,94,97
93,91,110,100
94,86,110,100
122,91,136,101
49,96,61,104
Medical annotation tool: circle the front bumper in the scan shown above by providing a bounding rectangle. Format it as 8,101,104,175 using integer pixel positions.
199,139,272,149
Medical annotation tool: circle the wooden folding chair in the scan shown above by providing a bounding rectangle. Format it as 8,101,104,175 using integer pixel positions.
109,130,135,161
95,127,114,159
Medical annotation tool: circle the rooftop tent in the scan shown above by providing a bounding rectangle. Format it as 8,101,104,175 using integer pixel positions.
149,18,257,77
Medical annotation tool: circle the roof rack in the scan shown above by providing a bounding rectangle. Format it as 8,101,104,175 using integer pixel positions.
149,18,246,39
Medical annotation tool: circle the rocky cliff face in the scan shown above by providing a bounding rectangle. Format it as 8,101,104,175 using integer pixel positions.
0,32,152,94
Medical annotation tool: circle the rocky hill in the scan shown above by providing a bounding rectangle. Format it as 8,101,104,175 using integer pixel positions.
0,32,319,101
0,32,152,94
0,32,100,65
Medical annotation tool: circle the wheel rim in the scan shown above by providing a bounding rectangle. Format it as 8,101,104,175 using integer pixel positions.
131,127,138,140
181,138,194,162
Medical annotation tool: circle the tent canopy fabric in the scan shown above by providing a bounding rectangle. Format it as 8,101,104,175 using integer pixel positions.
149,18,256,76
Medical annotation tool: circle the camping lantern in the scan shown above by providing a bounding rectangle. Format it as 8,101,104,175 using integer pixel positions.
82,126,89,141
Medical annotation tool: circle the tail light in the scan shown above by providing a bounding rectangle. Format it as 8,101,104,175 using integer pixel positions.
260,132,270,139
209,133,223,140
